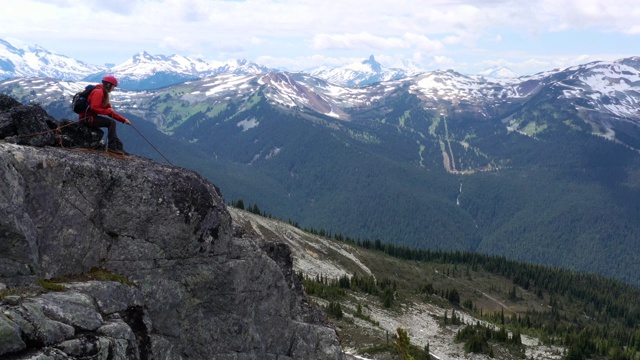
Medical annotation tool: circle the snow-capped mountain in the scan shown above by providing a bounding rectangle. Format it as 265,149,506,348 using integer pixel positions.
479,66,519,79
0,39,105,81
211,58,275,76
310,55,419,86
5,57,640,133
0,38,281,90
3,58,640,286
110,52,215,80
541,57,640,132
1,35,640,151
45,59,640,150
83,51,278,90
109,52,276,79
159,57,640,150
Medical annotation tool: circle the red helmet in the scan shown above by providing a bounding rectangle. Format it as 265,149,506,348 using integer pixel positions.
102,75,118,87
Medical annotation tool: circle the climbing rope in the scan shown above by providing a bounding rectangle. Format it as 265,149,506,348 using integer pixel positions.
129,123,173,165
12,121,79,147
9,118,173,165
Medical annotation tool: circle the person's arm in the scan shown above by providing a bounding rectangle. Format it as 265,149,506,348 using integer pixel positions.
88,88,130,124
111,110,130,124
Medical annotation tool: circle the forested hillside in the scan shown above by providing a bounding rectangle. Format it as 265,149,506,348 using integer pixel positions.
232,207,640,360
1,69,639,286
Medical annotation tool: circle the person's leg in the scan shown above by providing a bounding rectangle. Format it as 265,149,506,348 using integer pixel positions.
116,139,128,155
90,116,118,150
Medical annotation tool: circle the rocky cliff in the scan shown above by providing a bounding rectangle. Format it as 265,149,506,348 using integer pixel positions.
0,95,343,359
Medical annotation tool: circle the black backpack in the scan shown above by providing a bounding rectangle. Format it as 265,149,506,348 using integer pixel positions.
71,85,96,115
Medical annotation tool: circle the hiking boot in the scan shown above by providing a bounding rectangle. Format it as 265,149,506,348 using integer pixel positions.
108,147,125,155
114,138,129,155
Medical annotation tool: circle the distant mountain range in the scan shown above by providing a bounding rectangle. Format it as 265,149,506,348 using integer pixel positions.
82,51,279,90
2,37,640,286
2,51,640,285
0,38,516,89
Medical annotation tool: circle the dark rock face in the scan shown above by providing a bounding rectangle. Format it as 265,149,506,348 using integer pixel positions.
0,95,342,359
0,93,103,149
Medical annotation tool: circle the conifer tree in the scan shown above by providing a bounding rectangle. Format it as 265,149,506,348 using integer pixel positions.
235,198,245,210
394,327,414,360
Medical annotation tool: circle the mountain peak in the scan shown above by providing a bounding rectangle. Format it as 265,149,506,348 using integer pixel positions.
132,51,159,62
362,55,382,72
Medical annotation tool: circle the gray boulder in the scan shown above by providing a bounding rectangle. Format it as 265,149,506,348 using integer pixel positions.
0,93,22,112
1,281,146,359
32,292,103,331
5,301,75,347
3,103,56,146
55,119,105,149
0,313,26,355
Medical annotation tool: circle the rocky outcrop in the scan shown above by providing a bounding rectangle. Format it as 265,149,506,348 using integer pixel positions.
0,281,147,359
0,95,342,359
0,94,104,149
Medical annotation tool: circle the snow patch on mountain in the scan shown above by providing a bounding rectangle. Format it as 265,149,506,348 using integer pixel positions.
237,118,259,131
410,70,521,102
203,74,259,97
556,60,640,119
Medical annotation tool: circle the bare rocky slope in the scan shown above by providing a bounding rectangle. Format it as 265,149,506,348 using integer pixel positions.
0,94,342,359
229,208,565,360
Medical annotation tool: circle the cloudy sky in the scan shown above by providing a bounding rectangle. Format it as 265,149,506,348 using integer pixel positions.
2,0,640,75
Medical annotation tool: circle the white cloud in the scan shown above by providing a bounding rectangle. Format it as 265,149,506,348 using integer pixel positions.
311,33,407,51
401,34,444,52
433,56,455,66
160,37,195,53
250,37,266,45
310,32,444,55
526,0,640,34
1,0,639,75
256,54,364,71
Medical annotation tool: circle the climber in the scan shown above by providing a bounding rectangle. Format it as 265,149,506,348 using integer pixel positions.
79,75,131,155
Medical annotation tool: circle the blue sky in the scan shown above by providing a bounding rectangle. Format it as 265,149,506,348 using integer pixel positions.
2,0,640,76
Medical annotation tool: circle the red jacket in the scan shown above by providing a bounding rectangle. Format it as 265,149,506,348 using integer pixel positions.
81,84,127,123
